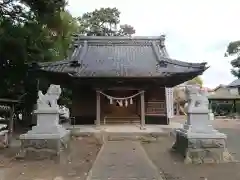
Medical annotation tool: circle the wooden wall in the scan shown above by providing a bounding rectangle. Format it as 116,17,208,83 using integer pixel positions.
71,86,168,125
72,87,96,124
145,87,166,115
144,87,168,124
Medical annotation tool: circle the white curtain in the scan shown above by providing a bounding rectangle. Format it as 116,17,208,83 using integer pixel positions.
165,87,174,118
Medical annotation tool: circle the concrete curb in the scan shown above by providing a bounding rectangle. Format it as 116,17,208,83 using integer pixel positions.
139,142,164,180
86,142,105,180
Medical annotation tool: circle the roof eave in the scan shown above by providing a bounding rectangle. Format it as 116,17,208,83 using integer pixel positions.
37,67,205,79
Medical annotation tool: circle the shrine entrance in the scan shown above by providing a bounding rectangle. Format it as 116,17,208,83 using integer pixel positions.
98,90,144,125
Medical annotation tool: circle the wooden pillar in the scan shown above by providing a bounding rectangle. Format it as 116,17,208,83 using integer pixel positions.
140,91,145,128
8,104,14,145
233,100,237,113
96,91,101,126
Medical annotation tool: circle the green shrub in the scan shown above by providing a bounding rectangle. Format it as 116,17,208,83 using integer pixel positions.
210,101,240,115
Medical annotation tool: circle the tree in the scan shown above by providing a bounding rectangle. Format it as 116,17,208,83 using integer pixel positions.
0,0,82,125
0,0,81,98
173,76,204,115
0,0,67,96
53,10,81,59
225,41,240,78
186,76,203,87
118,24,135,36
78,7,136,36
173,87,186,115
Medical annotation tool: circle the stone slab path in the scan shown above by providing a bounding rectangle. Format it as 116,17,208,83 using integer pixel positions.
87,141,162,180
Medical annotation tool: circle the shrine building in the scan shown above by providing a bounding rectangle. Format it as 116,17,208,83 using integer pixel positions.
34,35,207,126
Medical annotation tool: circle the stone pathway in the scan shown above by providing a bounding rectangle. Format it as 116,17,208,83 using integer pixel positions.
87,141,162,180
0,169,4,180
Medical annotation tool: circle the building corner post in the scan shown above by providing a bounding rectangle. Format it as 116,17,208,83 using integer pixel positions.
96,90,101,127
140,90,145,129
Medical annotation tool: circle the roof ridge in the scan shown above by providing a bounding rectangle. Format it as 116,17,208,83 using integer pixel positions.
72,34,166,41
71,35,166,48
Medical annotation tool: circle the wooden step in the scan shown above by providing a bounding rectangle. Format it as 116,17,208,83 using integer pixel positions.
103,120,140,124
102,116,140,124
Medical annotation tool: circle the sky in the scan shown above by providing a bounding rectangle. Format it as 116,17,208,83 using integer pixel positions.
66,0,240,88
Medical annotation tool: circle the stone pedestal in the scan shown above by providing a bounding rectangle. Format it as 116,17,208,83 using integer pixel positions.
172,128,231,164
172,85,234,164
0,124,8,149
19,108,70,161
0,131,8,149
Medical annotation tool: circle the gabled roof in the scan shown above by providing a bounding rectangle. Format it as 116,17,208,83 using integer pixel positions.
208,88,240,100
227,79,240,88
208,85,240,100
213,84,226,91
208,93,240,100
39,35,207,78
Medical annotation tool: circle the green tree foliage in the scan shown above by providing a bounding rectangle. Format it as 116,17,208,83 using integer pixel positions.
47,10,81,60
186,76,203,87
0,0,81,119
174,76,204,115
78,7,136,36
225,41,240,78
0,0,80,98
118,24,136,36
174,76,204,106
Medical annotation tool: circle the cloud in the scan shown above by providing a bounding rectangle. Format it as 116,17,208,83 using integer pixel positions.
67,0,240,88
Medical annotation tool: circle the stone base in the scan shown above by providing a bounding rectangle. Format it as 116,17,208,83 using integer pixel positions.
0,130,8,149
172,130,234,164
18,131,70,162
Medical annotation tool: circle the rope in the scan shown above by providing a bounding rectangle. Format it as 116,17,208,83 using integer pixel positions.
98,90,144,100
0,105,11,112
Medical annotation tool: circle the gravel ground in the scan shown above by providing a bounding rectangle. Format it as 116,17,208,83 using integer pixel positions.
218,128,240,161
1,117,240,180
143,136,240,180
171,116,240,129
142,117,240,180
0,136,101,180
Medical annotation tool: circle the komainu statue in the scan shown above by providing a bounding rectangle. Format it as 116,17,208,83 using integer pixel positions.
37,84,62,110
185,85,209,112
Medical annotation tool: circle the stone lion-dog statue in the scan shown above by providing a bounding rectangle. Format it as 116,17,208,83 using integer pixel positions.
185,85,209,112
37,84,62,110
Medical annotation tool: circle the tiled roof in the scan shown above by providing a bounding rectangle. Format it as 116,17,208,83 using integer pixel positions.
208,94,240,100
227,79,240,87
208,88,240,100
39,35,207,78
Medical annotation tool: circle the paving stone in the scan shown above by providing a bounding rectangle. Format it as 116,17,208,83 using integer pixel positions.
0,169,4,180
88,141,162,180
54,176,64,180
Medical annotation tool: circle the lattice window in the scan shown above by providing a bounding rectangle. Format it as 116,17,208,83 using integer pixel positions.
145,101,166,115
